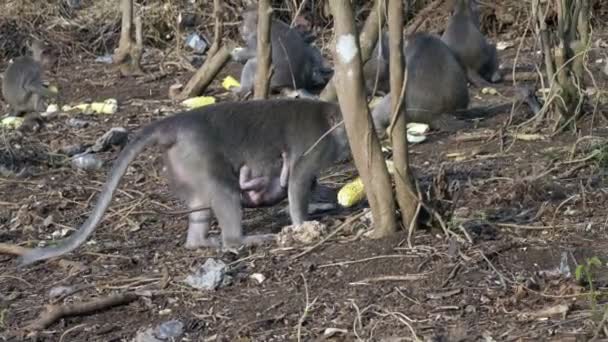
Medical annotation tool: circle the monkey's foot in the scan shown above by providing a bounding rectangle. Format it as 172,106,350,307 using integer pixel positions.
184,236,220,249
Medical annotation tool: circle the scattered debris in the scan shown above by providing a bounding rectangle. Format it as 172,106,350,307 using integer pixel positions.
48,286,75,299
60,144,87,157
496,41,515,50
277,221,327,247
184,258,231,290
95,55,114,64
185,32,208,53
67,118,92,129
50,228,71,239
90,127,129,153
407,122,430,144
71,153,103,171
134,319,185,342
249,273,266,284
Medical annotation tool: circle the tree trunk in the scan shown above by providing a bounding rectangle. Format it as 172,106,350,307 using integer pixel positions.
329,0,397,238
113,0,143,76
254,0,272,99
320,0,386,102
387,0,419,233
207,0,224,58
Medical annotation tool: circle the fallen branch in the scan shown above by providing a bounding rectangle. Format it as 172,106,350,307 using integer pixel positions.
177,45,231,100
0,243,30,256
24,293,139,332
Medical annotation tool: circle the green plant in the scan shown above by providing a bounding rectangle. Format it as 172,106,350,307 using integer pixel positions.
575,256,603,316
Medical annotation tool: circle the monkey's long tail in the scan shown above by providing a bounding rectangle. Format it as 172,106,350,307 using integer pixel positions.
17,124,164,267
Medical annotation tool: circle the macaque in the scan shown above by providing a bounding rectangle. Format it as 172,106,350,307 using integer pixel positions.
441,0,502,87
231,7,332,96
371,33,470,136
17,98,351,267
2,39,57,115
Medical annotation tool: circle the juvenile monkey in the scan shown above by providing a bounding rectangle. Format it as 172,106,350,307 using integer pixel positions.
231,7,332,96
371,33,470,136
239,152,289,207
17,98,350,267
2,39,57,115
441,0,502,87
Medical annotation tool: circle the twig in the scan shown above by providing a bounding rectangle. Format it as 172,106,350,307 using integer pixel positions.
23,293,139,332
296,274,317,342
350,273,431,284
291,210,368,260
479,251,509,288
0,243,30,256
319,254,414,268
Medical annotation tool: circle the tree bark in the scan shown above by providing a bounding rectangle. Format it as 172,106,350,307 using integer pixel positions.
207,0,224,58
329,0,397,238
387,0,419,232
113,0,143,76
254,0,272,99
177,45,231,100
320,0,386,102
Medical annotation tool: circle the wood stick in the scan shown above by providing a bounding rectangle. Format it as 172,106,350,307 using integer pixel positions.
24,293,139,332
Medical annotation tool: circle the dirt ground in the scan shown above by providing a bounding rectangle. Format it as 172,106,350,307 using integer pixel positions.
2,21,608,342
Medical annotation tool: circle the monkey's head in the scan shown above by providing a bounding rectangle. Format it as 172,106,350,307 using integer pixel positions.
240,6,258,43
28,39,58,70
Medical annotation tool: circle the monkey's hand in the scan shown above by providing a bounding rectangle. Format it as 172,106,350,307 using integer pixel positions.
230,47,255,63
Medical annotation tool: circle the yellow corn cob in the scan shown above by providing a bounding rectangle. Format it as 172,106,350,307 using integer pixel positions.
338,160,396,207
181,96,216,109
222,76,241,90
337,177,365,208
0,116,24,129
65,98,118,115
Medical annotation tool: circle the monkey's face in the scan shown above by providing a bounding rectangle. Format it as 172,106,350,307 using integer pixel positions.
240,11,258,43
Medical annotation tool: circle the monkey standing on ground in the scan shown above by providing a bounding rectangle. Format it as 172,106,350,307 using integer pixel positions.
371,33,470,136
441,0,502,87
17,99,350,267
2,39,57,116
231,7,332,96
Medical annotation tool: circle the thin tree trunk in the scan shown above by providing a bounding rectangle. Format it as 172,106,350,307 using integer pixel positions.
321,0,386,102
177,45,231,100
207,0,224,58
254,0,272,99
329,0,397,238
387,0,418,232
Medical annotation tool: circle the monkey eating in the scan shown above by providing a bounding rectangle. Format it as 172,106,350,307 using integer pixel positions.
2,39,57,116
371,33,470,137
17,98,350,267
441,0,502,87
230,6,332,97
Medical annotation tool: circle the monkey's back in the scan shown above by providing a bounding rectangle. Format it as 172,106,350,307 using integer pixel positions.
441,7,491,73
2,56,43,107
404,33,469,123
165,99,341,178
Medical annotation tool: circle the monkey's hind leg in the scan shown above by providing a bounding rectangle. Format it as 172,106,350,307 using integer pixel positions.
185,207,220,249
211,182,275,250
287,156,317,226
